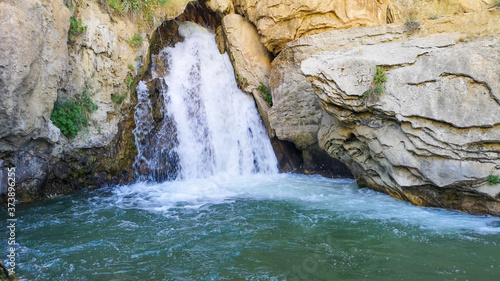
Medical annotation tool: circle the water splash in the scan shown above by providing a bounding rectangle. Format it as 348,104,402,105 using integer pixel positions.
133,22,277,181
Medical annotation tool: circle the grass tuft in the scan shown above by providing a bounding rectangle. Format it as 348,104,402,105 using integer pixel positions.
487,175,500,185
257,84,273,106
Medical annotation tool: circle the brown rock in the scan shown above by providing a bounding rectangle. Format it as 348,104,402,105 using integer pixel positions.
222,14,273,92
233,0,389,53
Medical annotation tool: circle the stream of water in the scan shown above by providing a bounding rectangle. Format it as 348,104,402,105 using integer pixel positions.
2,23,500,280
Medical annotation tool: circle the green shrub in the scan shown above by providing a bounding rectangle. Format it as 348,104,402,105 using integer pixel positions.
122,0,142,12
487,175,500,185
374,66,387,84
363,66,387,100
494,0,500,8
104,0,171,24
108,0,124,13
111,92,128,104
257,84,273,106
373,83,384,94
124,33,143,46
69,16,87,40
51,85,98,138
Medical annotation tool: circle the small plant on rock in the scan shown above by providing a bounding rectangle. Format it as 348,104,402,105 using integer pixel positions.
363,66,387,100
111,92,128,104
124,33,143,46
69,16,87,40
257,84,273,106
373,66,387,84
51,83,98,138
125,75,135,89
487,175,500,185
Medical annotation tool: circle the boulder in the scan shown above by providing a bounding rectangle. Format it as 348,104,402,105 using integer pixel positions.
222,14,273,92
207,0,234,14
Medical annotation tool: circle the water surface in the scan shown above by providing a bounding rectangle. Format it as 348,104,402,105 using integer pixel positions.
5,174,500,280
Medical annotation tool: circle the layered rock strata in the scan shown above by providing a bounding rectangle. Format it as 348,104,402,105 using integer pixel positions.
268,8,500,215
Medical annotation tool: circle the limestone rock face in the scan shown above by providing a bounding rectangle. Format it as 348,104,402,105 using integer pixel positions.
269,23,408,151
387,0,492,22
207,0,234,14
233,0,389,53
0,0,146,199
0,0,70,152
65,1,144,150
222,14,272,92
270,8,500,215
303,34,500,187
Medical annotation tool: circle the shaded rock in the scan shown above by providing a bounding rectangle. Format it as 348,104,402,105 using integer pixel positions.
0,260,17,281
176,0,221,30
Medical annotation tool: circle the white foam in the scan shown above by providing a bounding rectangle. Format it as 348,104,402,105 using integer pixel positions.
111,174,500,235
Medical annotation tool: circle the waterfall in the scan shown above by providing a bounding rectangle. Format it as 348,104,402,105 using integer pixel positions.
133,22,278,182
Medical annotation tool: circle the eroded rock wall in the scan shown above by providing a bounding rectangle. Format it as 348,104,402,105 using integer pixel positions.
0,0,69,153
268,8,500,215
0,0,195,201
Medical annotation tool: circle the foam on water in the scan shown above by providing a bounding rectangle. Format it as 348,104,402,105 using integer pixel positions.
110,174,500,235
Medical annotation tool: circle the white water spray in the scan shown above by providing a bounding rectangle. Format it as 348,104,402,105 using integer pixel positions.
133,22,277,181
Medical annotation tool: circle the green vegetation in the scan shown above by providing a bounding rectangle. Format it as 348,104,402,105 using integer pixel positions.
373,83,384,94
124,32,143,46
102,0,172,25
487,175,500,185
108,0,124,13
363,66,387,99
257,84,272,106
373,66,387,85
405,18,420,32
69,16,87,40
494,0,500,8
51,84,98,138
445,193,459,201
125,75,134,89
128,64,135,71
111,92,128,104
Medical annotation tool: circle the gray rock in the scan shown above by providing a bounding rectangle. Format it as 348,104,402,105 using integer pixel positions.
0,0,70,152
271,18,500,215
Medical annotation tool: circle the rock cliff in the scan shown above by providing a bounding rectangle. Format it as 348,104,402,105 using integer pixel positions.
268,7,500,215
0,0,194,201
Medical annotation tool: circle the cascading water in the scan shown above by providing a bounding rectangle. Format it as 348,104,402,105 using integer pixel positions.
133,22,277,182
